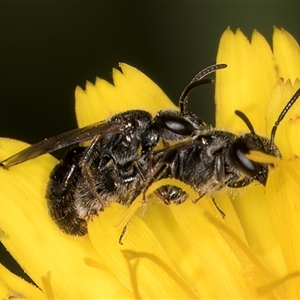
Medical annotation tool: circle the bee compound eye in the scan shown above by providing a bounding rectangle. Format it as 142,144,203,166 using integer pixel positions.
155,113,195,137
230,141,263,178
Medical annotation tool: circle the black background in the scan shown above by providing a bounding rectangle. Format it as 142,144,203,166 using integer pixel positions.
1,1,300,283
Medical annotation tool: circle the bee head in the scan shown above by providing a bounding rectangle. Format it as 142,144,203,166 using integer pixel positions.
230,87,300,185
229,133,280,185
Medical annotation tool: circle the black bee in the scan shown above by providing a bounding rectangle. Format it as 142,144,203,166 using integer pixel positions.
139,88,300,205
0,64,226,235
2,63,299,236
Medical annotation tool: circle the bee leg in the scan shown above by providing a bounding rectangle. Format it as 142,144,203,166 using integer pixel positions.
79,135,111,207
119,223,128,245
227,177,252,188
192,154,226,204
154,150,188,205
141,148,180,203
211,197,225,218
141,161,169,203
121,156,159,207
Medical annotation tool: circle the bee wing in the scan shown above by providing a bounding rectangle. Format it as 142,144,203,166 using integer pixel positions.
1,120,122,168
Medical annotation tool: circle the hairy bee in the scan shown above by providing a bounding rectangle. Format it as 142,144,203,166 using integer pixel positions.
1,64,227,235
143,89,300,208
2,63,299,236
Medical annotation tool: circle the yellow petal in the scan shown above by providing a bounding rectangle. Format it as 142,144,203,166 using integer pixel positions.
288,114,300,157
169,196,285,298
88,177,273,298
75,63,176,127
266,159,300,297
0,263,45,299
216,28,276,134
266,79,300,159
88,202,197,299
273,27,300,83
228,184,287,278
213,190,248,243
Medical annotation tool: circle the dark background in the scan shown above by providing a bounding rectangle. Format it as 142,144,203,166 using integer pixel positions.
1,1,300,283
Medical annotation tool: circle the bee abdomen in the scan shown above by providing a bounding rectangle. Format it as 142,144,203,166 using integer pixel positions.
46,146,88,236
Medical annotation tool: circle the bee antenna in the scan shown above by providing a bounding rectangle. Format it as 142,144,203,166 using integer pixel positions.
234,110,256,135
235,110,268,151
179,63,227,113
270,87,300,147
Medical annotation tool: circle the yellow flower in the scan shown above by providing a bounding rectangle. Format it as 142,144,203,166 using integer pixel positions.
0,27,300,299
216,27,300,297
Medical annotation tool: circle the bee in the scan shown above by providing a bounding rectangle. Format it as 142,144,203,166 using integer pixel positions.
2,63,299,237
119,97,299,243
0,64,226,235
140,88,300,205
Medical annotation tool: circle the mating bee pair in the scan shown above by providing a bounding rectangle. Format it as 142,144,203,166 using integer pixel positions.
1,64,299,236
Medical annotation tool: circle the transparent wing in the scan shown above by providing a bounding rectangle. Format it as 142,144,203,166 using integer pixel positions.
1,120,122,168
